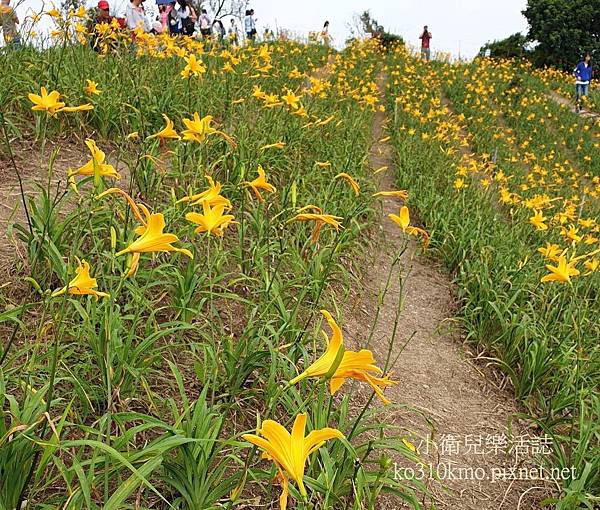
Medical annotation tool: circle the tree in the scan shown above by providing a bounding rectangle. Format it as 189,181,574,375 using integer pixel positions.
204,0,247,20
522,0,600,68
345,10,404,51
479,33,530,59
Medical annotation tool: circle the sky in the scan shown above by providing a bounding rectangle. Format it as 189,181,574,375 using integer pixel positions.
9,0,529,58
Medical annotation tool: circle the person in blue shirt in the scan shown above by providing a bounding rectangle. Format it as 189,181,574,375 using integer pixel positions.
573,52,593,113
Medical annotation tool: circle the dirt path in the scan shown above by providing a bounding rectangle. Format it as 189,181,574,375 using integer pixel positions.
548,90,600,119
343,78,552,509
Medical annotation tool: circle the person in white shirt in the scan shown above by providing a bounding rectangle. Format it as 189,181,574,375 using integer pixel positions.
227,18,238,44
175,0,196,36
199,8,211,38
125,0,151,32
244,8,256,42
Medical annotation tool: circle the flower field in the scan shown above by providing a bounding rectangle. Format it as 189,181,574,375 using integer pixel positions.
0,12,599,510
387,50,600,506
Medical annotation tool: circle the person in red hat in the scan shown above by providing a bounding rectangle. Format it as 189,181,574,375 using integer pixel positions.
88,0,115,50
96,0,112,22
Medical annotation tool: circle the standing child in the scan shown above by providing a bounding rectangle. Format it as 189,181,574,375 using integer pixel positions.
212,19,225,42
574,52,593,113
167,1,179,35
0,0,20,46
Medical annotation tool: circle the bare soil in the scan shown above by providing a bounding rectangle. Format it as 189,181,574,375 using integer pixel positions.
0,140,86,276
342,80,554,509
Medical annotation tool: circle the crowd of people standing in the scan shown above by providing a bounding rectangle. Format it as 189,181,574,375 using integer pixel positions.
88,0,258,43
129,0,260,42
0,0,595,114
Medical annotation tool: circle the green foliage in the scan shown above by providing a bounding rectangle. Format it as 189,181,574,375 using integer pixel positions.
0,37,425,509
522,0,600,68
386,50,600,507
357,10,405,52
479,32,530,59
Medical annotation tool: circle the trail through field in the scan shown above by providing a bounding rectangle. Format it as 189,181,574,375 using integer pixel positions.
343,77,552,509
548,89,600,119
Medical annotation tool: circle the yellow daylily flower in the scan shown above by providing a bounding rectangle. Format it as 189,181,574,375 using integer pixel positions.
28,87,65,115
529,210,548,231
185,201,236,237
281,89,301,109
292,105,308,117
180,54,206,79
176,175,231,208
454,177,467,190
251,85,267,100
244,165,276,202
181,113,235,146
147,114,180,140
335,173,360,196
373,190,408,200
70,139,120,179
537,243,561,261
85,79,102,95
561,225,582,243
389,206,429,248
51,259,109,299
541,256,580,283
289,207,343,243
115,211,192,267
242,413,344,510
290,310,398,404
584,258,599,273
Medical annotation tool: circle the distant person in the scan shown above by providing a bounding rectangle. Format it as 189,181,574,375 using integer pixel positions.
176,0,196,36
227,18,238,44
244,9,256,42
419,25,432,60
167,1,179,34
198,9,211,38
321,20,330,44
89,0,114,50
0,0,20,46
94,0,113,25
158,4,170,33
574,52,593,113
125,0,151,32
212,18,225,41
